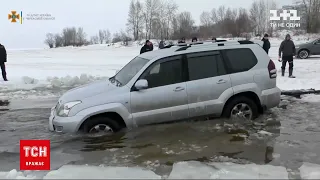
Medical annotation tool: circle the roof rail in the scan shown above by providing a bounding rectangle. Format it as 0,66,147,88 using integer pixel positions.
172,40,255,52
238,40,254,44
176,45,192,51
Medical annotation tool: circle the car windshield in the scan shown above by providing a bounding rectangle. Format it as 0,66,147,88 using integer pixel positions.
109,56,150,87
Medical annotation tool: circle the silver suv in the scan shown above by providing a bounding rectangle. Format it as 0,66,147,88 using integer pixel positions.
49,40,281,134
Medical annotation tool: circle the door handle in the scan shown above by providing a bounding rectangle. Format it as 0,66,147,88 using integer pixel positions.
173,87,185,92
217,79,227,84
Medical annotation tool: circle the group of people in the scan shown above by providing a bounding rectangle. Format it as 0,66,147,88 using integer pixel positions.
140,37,218,54
262,33,296,78
0,43,8,81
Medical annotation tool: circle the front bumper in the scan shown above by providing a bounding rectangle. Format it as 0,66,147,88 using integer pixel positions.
49,107,85,133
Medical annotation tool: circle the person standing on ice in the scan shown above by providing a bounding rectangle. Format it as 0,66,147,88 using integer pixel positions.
159,40,165,49
140,40,153,54
178,37,186,44
278,34,296,78
0,43,8,81
261,34,270,54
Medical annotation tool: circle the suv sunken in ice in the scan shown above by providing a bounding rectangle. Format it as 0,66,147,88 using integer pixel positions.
49,40,281,135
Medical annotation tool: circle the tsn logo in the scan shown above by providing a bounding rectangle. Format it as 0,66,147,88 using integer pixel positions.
20,140,50,170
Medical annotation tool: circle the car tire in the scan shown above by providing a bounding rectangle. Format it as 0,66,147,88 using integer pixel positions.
298,50,309,59
83,116,122,135
222,96,259,120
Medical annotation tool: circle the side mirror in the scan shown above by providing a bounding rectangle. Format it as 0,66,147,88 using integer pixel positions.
134,79,148,90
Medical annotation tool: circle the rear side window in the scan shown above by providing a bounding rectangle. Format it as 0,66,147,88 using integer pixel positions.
187,51,227,81
223,48,258,73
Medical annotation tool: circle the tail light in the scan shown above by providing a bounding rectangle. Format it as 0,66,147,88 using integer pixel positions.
268,59,277,79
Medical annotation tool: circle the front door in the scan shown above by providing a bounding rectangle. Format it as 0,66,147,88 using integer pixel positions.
311,39,320,55
130,55,189,126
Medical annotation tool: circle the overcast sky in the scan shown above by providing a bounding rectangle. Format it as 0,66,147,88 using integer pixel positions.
1,0,293,49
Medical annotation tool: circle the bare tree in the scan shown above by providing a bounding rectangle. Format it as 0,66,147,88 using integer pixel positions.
98,29,106,44
257,0,267,35
266,0,278,36
200,11,212,38
200,11,212,26
61,27,77,46
105,29,111,43
164,0,178,39
127,0,144,40
223,8,237,36
112,32,122,43
70,27,77,45
235,8,252,37
90,35,99,44
143,0,161,39
76,27,86,46
295,0,320,33
120,30,132,45
250,1,259,35
249,0,268,35
54,33,63,47
155,0,167,40
44,33,55,48
217,6,226,22
210,8,218,23
173,11,195,39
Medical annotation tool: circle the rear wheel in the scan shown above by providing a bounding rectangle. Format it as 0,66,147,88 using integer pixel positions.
83,116,122,136
298,50,309,59
223,96,259,120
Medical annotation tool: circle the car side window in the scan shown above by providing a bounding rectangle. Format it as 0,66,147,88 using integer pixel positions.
140,56,183,88
187,51,227,81
223,48,258,73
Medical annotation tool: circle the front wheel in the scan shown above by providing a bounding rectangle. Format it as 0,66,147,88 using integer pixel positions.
298,50,309,59
223,96,259,120
83,116,122,136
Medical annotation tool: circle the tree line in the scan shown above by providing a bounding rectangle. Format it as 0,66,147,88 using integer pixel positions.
126,0,320,40
45,0,320,48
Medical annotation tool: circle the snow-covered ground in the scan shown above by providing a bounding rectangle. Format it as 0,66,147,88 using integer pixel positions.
1,161,320,179
1,38,320,100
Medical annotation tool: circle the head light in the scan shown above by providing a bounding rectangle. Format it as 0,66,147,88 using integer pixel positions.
57,101,81,117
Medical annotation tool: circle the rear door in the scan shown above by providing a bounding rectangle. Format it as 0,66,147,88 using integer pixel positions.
221,48,258,86
185,51,232,117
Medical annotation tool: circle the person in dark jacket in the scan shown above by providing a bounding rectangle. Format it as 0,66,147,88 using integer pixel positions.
0,44,8,81
159,40,165,49
262,34,270,54
149,41,154,51
278,34,296,78
178,37,185,44
140,40,153,54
